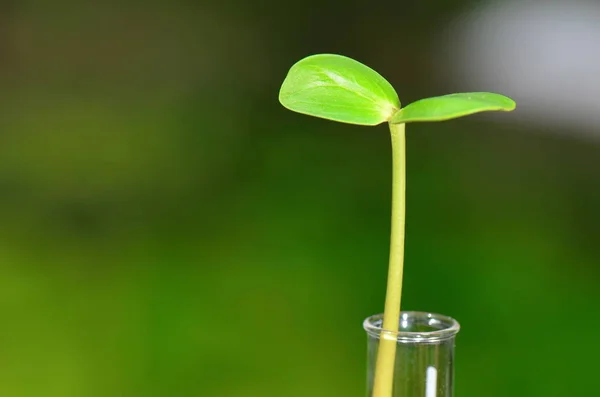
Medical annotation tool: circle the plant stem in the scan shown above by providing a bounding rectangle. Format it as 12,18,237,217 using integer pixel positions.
371,122,406,397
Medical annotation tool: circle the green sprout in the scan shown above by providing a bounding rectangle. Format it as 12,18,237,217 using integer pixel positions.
278,54,515,397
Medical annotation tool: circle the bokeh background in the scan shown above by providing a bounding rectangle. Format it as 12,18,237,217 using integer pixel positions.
1,0,599,396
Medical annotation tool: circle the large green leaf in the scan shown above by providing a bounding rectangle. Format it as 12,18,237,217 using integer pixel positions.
279,54,400,126
390,92,516,124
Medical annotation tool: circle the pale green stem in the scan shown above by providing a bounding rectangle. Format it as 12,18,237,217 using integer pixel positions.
371,122,406,397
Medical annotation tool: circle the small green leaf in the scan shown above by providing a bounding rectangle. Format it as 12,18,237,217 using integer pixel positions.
279,54,400,126
390,92,516,124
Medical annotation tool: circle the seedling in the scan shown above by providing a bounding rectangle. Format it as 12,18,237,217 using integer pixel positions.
278,54,515,397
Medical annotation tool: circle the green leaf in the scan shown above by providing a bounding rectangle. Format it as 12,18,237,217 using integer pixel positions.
390,92,516,124
279,54,400,126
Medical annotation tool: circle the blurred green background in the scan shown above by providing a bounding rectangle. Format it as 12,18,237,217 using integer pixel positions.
1,1,599,396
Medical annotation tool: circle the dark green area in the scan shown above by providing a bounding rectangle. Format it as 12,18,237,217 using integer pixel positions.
0,1,599,397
